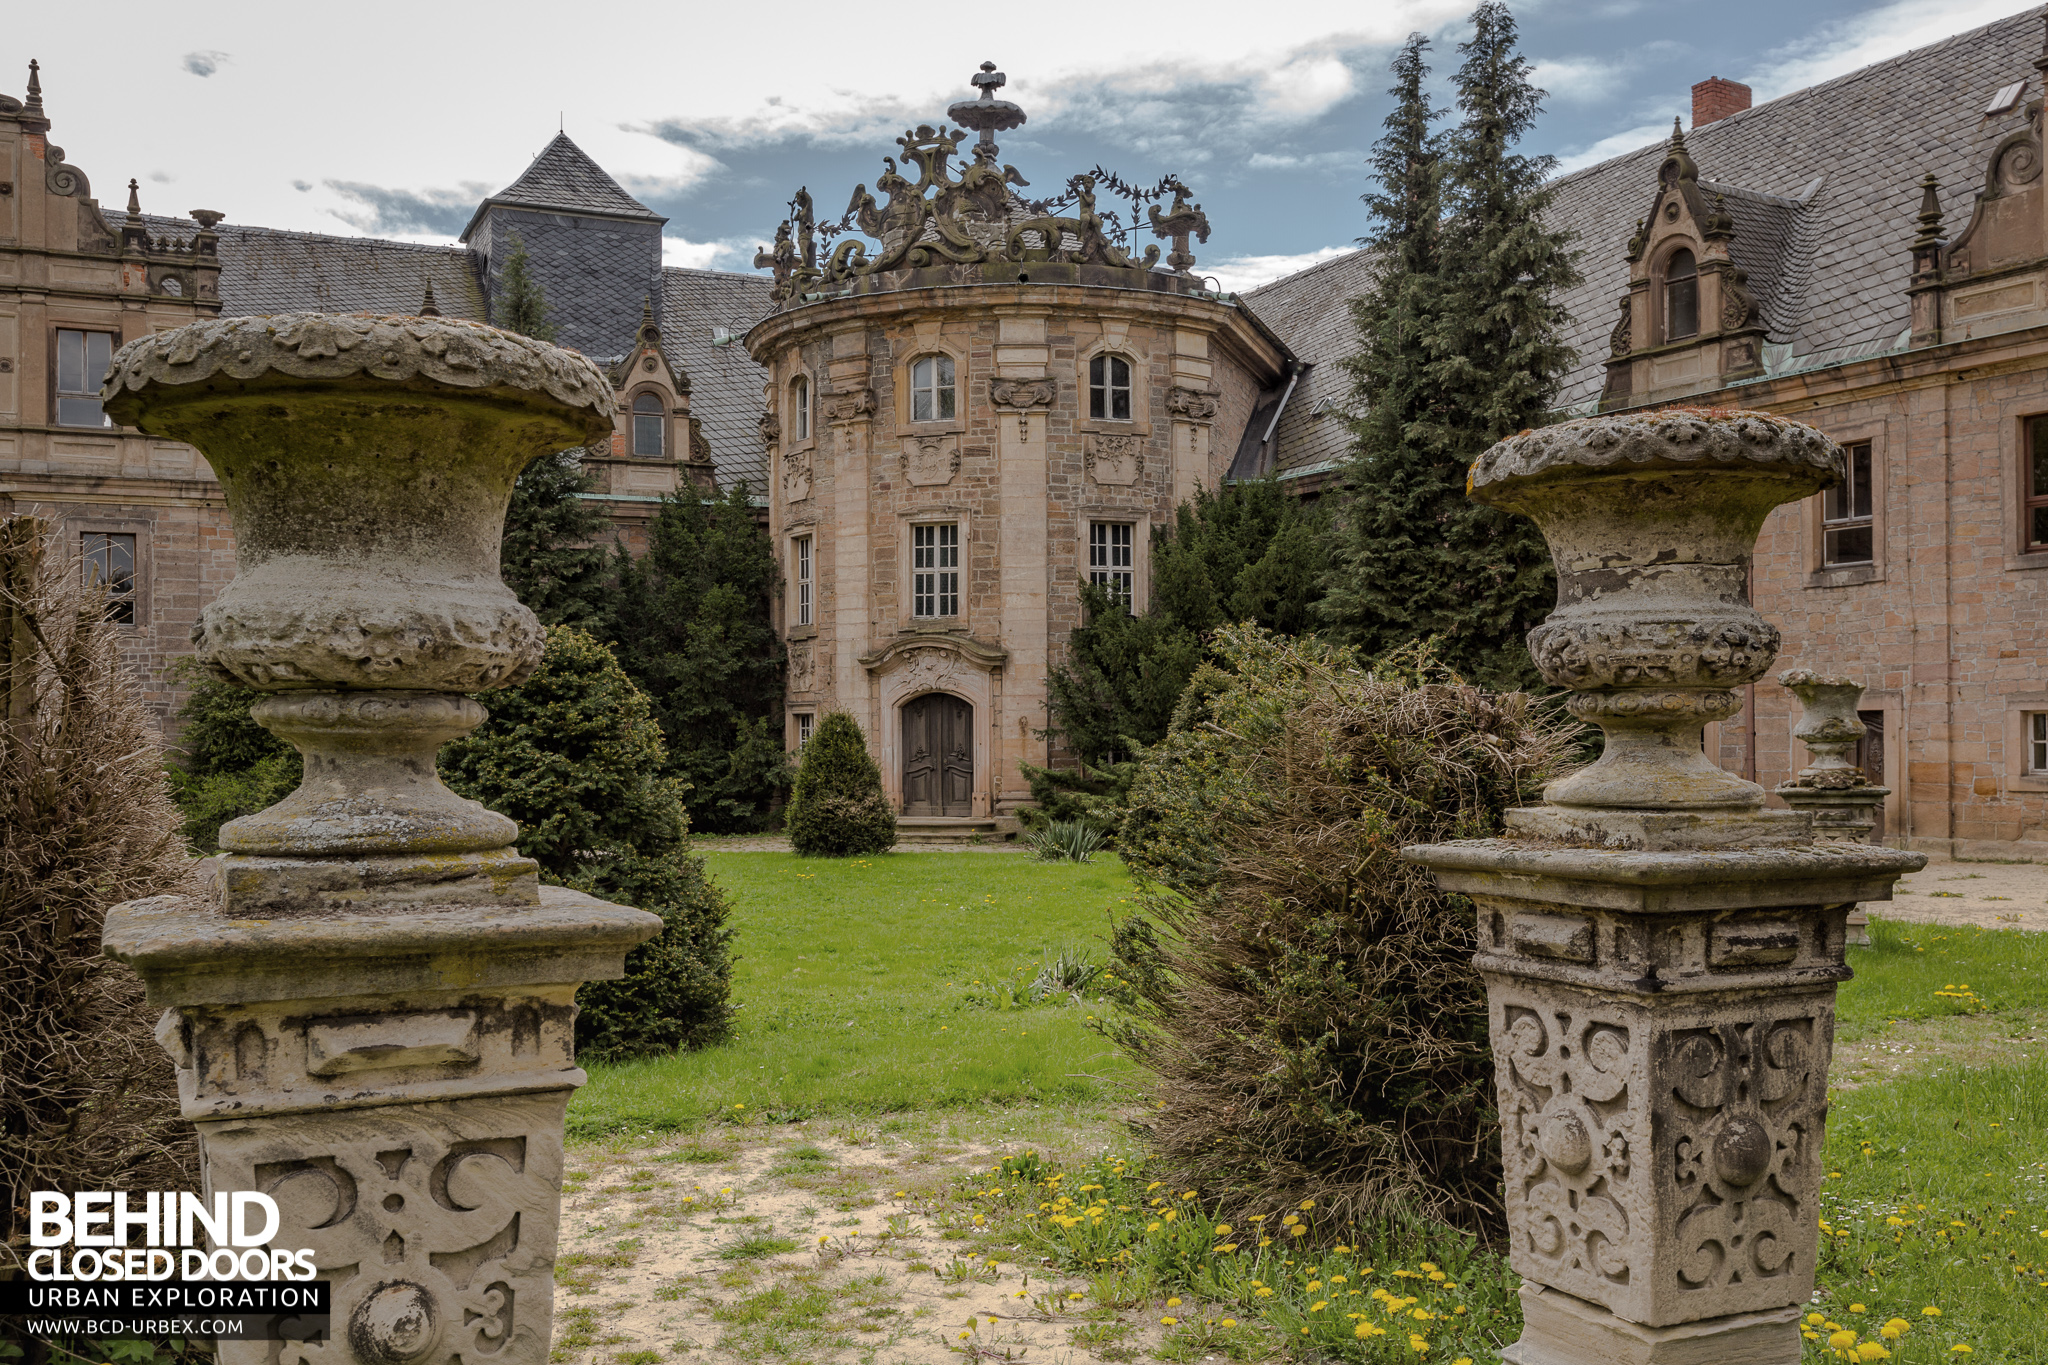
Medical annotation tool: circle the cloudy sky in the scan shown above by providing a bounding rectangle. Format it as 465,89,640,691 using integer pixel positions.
11,0,2032,290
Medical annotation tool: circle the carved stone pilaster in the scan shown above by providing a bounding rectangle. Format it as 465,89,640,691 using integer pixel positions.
1408,409,1924,1365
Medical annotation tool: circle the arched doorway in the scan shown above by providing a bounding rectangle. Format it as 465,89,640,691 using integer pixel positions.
902,694,973,816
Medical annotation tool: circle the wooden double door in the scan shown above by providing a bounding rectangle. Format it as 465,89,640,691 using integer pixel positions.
902,694,974,816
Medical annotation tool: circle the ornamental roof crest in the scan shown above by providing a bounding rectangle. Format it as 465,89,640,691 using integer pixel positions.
753,62,1213,309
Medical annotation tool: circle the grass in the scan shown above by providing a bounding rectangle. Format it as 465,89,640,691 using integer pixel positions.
569,851,1143,1135
1838,916,2048,1034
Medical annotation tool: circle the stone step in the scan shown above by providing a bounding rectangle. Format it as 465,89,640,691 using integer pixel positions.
895,816,1010,844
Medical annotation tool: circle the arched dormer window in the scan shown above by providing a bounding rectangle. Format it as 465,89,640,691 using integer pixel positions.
632,392,665,457
909,354,956,422
1664,248,1699,341
791,376,811,441
1089,353,1133,421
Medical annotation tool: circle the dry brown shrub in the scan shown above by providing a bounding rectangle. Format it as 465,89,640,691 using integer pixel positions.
1109,626,1578,1237
0,516,199,1261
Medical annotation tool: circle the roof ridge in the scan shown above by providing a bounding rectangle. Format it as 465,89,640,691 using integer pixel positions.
181,217,475,255
1699,178,1808,210
486,131,660,220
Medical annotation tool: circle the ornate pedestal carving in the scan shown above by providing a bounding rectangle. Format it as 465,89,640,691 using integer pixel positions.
97,314,663,1364
1776,671,1888,946
1407,410,1924,1365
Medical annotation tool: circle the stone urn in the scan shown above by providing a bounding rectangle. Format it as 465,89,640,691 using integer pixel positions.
1408,409,1925,1365
98,313,662,1365
1777,670,1889,945
1466,409,1840,845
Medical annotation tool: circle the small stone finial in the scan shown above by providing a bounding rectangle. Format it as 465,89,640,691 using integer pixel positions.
25,58,42,115
946,59,1026,155
1912,173,1945,249
418,279,442,317
1670,115,1685,147
189,209,226,230
125,178,142,220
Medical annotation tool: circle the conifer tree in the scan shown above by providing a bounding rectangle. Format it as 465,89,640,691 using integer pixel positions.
501,449,612,627
785,711,897,857
602,482,789,832
492,234,556,341
1321,8,1579,690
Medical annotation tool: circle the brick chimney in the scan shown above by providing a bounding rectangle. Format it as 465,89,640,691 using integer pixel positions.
1692,77,1752,127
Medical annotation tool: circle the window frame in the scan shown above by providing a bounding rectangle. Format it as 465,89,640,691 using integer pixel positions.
80,529,139,626
1088,353,1134,422
910,520,961,619
908,353,957,425
791,375,811,443
1087,521,1135,607
1822,441,1875,567
2025,414,2048,555
2006,696,2048,792
54,327,117,428
1805,423,1886,587
630,390,666,458
1663,248,1700,343
793,533,813,628
793,711,816,750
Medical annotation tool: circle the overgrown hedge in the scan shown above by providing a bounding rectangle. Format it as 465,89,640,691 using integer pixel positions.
1106,626,1574,1236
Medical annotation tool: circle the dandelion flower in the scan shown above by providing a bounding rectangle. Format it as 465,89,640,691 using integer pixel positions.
1221,1318,1237,1328
1160,1316,1177,1326
1922,1307,1943,1317
1950,1348,1973,1355
1167,1298,1181,1307
1849,1304,1867,1314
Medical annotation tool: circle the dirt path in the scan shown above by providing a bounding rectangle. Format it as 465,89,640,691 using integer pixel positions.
550,1125,1167,1365
1886,856,2048,932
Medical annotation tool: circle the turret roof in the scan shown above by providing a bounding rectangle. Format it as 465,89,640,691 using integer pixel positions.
460,132,663,241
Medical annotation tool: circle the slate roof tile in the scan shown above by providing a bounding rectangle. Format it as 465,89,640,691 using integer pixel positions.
156,216,489,321
660,267,776,494
472,133,662,226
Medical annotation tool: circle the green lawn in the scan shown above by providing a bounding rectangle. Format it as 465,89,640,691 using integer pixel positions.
569,851,1145,1135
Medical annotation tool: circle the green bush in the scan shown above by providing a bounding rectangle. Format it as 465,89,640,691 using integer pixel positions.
1017,757,1135,839
1106,625,1575,1235
1022,818,1104,864
442,626,734,1058
163,661,300,854
784,712,896,857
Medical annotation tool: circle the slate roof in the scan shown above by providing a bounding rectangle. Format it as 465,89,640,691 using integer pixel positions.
461,133,663,240
1239,251,1378,479
149,216,489,320
1247,5,2048,460
662,267,776,494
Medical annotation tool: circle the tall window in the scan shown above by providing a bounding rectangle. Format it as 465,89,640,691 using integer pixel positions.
2027,415,2048,552
792,376,810,441
632,393,664,457
56,329,115,427
2029,712,2048,775
1664,249,1699,341
1089,522,1134,606
82,531,136,624
793,535,813,626
1089,354,1133,420
910,354,956,422
912,523,959,617
795,712,815,748
1823,441,1874,565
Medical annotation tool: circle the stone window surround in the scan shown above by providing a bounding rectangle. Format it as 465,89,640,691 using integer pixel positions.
892,343,967,436
1075,335,1154,437
1648,240,1697,348
2005,693,2048,792
621,381,678,461
788,529,815,636
787,708,815,752
784,363,816,452
52,323,122,429
2003,405,2048,571
68,513,150,631
897,505,970,629
1803,418,1887,587
1076,505,1154,615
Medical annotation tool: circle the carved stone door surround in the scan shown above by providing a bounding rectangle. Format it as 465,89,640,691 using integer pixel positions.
859,632,1007,818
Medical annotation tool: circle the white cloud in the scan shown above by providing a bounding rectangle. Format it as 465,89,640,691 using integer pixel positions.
1205,245,1353,293
663,236,762,272
1748,0,2032,100
1530,56,1630,104
1553,119,1675,177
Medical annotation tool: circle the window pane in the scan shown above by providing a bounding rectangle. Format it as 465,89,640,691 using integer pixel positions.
634,414,663,456
82,532,136,624
2034,504,2048,549
1668,278,1698,339
87,332,112,384
1824,481,1846,522
633,393,662,413
936,379,955,421
2031,418,2048,497
57,396,108,427
936,355,954,386
56,330,84,393
1089,355,1105,386
1112,382,1130,421
2034,713,2048,772
1825,525,1872,566
1851,445,1872,519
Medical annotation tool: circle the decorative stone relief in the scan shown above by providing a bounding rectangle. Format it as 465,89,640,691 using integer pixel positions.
989,377,1055,408
1085,434,1141,485
902,435,960,486
823,387,876,422
1609,298,1633,358
898,647,964,697
1165,386,1217,420
790,645,815,693
783,445,813,502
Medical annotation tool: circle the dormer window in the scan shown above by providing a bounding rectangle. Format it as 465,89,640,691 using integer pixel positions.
910,354,956,422
1665,249,1699,341
632,393,665,457
792,377,811,441
1089,354,1133,421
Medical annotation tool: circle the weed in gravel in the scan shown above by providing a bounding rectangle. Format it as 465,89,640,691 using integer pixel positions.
719,1232,802,1261
555,1241,641,1293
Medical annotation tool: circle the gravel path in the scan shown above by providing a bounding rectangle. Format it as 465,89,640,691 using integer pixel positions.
1882,856,2048,932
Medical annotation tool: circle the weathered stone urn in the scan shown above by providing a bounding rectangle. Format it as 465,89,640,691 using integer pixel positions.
1408,410,1924,1365
98,313,663,1365
1776,670,1889,945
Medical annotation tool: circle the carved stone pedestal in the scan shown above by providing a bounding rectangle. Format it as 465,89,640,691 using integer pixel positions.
96,314,664,1364
1776,672,1888,946
1406,411,1924,1364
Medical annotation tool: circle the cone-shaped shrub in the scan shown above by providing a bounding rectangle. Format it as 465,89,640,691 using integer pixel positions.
786,711,897,857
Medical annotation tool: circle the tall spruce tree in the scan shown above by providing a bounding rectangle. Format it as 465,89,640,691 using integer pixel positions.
602,482,789,833
501,449,612,627
1321,8,1579,690
492,234,556,341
